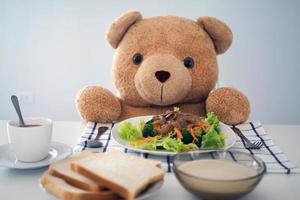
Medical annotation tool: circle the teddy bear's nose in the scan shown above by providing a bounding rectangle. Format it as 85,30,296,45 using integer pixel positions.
155,70,171,83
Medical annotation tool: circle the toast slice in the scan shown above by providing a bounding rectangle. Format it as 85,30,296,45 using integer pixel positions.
49,151,106,191
71,151,161,169
71,150,165,200
41,171,119,200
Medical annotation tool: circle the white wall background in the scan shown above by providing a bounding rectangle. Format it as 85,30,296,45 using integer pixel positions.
1,0,299,124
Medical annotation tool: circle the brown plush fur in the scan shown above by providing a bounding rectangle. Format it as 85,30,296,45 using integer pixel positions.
197,17,233,54
134,54,192,105
106,11,142,49
206,87,250,125
76,86,121,122
113,15,218,106
118,100,206,121
76,11,250,125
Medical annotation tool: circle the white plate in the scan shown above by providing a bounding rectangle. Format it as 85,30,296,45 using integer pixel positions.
136,179,164,200
112,115,237,156
0,142,72,169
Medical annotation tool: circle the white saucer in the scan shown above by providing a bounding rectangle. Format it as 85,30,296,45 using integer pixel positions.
0,142,72,169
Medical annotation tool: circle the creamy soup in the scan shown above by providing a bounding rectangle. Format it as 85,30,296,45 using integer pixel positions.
178,159,257,180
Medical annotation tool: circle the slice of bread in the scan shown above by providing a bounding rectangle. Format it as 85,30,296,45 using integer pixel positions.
71,150,165,200
71,150,161,169
41,171,119,200
49,151,106,191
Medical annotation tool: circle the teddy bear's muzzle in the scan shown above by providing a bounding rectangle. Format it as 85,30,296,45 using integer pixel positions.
134,54,192,106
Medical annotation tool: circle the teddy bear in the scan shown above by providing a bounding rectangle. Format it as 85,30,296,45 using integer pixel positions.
75,11,250,125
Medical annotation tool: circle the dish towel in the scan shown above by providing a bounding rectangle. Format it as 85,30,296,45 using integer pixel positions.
74,121,299,174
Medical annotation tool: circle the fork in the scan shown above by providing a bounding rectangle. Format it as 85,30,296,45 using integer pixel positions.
232,126,263,149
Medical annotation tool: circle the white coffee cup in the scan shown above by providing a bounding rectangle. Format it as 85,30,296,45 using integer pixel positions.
7,117,53,162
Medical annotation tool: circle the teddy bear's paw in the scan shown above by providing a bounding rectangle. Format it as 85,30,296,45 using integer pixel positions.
206,87,250,125
75,86,121,123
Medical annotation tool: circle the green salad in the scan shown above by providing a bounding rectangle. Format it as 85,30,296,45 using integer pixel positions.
118,108,225,153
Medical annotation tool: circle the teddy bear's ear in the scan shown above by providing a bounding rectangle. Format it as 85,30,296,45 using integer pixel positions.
196,17,233,54
106,11,142,49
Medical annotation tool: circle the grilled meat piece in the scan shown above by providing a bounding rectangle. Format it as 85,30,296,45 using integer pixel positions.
151,110,204,134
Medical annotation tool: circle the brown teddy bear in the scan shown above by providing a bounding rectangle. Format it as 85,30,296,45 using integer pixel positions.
75,11,250,125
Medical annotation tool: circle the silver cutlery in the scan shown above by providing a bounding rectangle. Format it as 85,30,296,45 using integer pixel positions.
85,126,108,148
11,95,26,127
232,126,263,149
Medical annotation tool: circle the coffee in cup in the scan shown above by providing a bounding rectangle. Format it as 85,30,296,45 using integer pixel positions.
7,117,53,162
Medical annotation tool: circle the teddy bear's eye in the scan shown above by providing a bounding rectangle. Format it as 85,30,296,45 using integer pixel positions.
133,53,143,65
183,57,194,69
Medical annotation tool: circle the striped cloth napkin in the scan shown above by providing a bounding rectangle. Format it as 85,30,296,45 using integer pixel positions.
74,121,299,174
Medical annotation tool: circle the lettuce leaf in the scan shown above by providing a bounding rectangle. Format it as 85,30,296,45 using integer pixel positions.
129,136,200,152
160,137,184,152
119,121,142,141
182,143,199,152
201,126,225,149
130,136,185,152
136,119,145,133
206,112,220,133
134,139,157,150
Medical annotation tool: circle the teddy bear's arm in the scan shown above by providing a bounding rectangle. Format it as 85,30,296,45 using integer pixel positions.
75,86,121,123
205,87,250,125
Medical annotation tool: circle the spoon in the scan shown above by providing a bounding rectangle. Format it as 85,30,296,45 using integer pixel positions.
86,126,108,148
11,95,26,127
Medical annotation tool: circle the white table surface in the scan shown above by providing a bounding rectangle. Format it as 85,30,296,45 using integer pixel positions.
0,120,300,200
